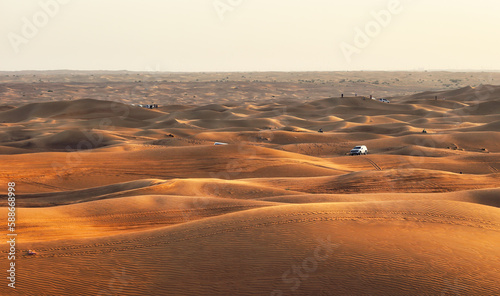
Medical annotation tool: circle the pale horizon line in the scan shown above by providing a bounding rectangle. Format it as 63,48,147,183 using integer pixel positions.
2,69,500,74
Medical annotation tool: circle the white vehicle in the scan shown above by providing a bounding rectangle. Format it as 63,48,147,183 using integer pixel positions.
350,145,368,155
379,98,390,103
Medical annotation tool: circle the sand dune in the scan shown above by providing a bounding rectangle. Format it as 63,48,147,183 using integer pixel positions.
259,187,500,207
394,84,500,103
457,119,500,132
0,105,15,112
0,80,499,295
251,169,500,194
4,194,279,242
4,201,500,295
0,99,163,123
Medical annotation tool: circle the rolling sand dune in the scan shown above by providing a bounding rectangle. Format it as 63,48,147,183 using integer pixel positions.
259,187,500,207
3,194,279,242
0,76,499,295
4,201,500,295
250,169,500,193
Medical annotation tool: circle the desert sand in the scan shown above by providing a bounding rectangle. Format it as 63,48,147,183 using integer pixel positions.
0,72,499,295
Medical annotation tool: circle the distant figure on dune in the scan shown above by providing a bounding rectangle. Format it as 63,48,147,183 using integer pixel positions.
422,129,427,133
318,128,323,133
341,94,344,98
370,95,373,99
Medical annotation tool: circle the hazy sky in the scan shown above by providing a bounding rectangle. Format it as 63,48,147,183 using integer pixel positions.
1,0,499,71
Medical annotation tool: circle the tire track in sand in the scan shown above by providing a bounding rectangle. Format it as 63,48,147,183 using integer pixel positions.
365,158,382,171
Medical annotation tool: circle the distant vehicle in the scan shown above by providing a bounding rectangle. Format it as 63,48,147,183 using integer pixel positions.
134,104,158,109
350,145,368,155
27,250,37,255
214,142,228,145
379,98,390,103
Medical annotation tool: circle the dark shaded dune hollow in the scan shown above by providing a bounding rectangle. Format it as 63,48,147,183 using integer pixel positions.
0,82,499,296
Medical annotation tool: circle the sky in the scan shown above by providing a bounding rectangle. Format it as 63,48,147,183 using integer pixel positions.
1,0,499,72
